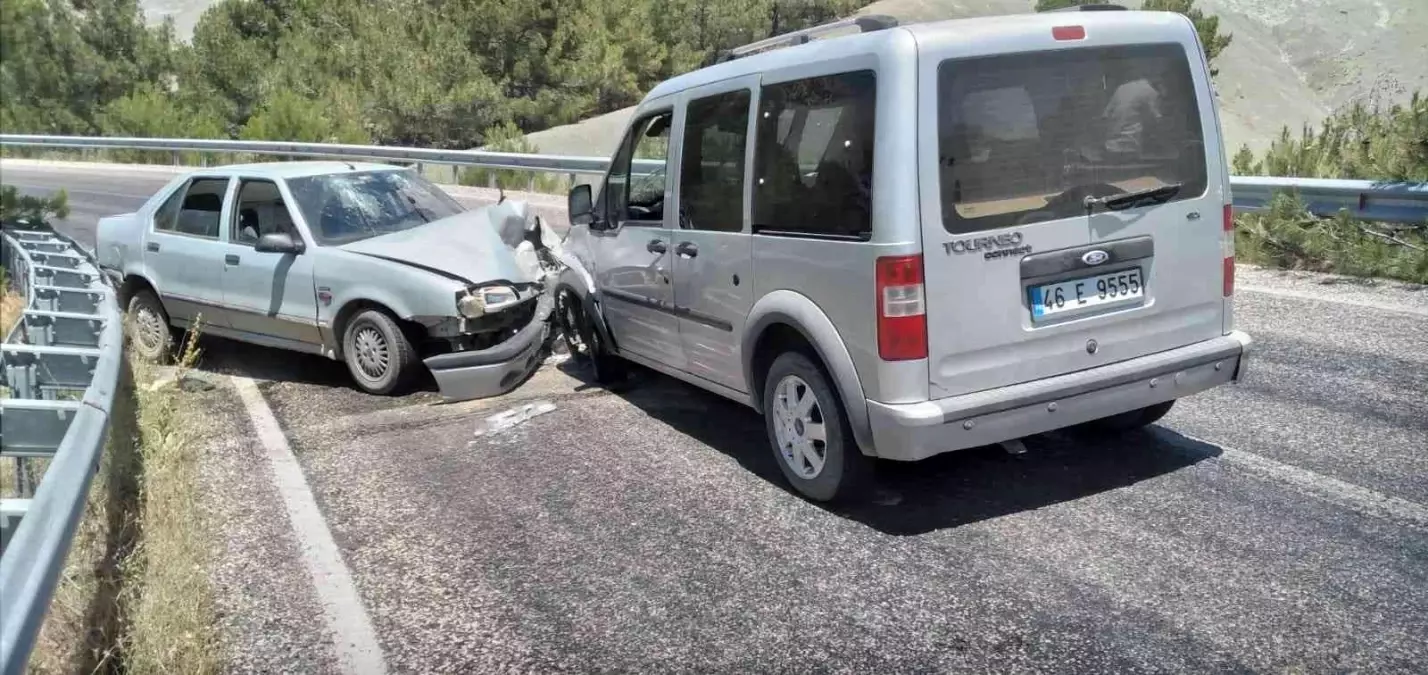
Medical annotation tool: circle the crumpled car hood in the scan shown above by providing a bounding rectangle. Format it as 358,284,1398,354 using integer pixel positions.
337,201,540,286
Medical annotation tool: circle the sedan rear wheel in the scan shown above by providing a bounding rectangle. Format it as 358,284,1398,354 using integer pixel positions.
127,290,172,363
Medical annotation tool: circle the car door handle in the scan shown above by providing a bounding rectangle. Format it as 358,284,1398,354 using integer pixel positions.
146,242,160,252
224,254,240,266
675,242,698,258
646,239,668,254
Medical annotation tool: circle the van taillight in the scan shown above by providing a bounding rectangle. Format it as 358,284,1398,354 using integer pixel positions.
876,255,927,361
1052,25,1086,41
1223,203,1235,297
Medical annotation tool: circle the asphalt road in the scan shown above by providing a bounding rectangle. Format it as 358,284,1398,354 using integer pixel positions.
5,160,1428,673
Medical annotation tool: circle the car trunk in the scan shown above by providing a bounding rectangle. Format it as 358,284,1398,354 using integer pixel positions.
916,25,1227,398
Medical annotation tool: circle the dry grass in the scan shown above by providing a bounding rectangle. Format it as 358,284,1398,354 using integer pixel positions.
120,321,221,675
22,318,220,674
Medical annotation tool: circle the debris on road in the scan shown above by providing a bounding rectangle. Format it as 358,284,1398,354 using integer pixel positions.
471,400,558,439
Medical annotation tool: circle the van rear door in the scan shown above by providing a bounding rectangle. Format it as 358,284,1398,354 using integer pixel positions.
914,14,1226,398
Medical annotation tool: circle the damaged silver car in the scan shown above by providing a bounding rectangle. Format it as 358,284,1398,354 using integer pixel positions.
96,161,566,400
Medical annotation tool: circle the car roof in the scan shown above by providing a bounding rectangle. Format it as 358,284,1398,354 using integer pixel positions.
642,10,1189,102
197,160,406,180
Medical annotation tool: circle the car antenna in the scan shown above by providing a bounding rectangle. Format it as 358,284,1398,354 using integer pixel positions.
344,161,356,170
497,186,506,205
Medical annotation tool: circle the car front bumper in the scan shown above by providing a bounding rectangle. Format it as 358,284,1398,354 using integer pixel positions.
865,331,1252,462
422,293,554,402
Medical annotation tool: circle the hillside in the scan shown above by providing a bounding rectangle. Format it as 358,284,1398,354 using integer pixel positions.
519,0,1428,157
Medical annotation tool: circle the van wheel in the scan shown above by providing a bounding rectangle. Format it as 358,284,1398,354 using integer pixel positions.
1079,400,1176,434
555,287,624,384
127,290,172,363
762,351,870,503
342,309,418,395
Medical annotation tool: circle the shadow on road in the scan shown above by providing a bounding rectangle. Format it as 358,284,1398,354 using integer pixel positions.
605,365,1224,537
179,332,439,394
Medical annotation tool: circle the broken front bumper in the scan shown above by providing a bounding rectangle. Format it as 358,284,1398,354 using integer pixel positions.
422,293,554,402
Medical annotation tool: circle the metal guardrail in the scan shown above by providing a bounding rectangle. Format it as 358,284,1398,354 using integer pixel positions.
1230,176,1428,225
0,224,122,675
2,134,1425,224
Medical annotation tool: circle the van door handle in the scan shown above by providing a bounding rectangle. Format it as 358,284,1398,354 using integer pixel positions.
224,254,240,266
146,242,160,252
646,239,667,254
675,242,698,258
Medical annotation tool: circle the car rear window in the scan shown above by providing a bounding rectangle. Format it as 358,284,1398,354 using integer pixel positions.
937,43,1208,234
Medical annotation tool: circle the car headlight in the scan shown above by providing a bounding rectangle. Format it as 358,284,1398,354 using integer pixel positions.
457,285,521,318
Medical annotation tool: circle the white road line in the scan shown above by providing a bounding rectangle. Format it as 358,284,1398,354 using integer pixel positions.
1239,284,1428,318
1159,429,1428,528
231,376,389,675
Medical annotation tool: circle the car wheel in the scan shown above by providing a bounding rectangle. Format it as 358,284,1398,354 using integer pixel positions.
762,351,870,503
127,290,172,363
555,286,624,384
342,309,419,395
1079,400,1176,434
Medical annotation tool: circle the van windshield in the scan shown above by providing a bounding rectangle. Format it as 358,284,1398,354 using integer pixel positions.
937,43,1208,234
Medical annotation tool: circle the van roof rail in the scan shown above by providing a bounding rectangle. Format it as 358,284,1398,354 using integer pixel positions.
716,14,898,64
1042,3,1128,11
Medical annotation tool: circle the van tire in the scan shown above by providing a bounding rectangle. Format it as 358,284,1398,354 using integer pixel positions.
342,309,418,395
556,286,624,385
127,290,173,363
1079,400,1176,434
761,351,870,503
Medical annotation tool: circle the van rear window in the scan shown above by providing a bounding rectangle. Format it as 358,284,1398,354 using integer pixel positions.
937,43,1208,234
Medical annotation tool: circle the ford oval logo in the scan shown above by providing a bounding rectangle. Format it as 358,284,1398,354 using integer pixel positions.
1082,250,1110,266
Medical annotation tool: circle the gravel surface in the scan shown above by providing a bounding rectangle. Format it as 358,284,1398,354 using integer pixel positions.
187,374,343,675
9,160,1428,672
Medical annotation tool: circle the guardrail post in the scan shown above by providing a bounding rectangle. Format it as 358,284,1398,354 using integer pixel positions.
528,174,536,193
171,150,181,166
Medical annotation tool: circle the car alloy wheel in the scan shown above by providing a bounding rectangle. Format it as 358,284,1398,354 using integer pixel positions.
352,324,391,381
770,374,828,479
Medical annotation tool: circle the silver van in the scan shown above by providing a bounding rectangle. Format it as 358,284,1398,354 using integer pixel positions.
555,6,1252,502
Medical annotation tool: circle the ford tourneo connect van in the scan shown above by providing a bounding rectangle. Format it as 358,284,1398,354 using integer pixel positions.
554,6,1252,502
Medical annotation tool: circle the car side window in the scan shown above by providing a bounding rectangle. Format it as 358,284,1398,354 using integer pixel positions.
230,179,297,245
605,111,673,226
678,90,751,232
752,70,877,239
170,177,229,239
153,183,185,232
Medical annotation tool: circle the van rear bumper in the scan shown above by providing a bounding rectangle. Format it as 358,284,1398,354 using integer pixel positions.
865,331,1252,461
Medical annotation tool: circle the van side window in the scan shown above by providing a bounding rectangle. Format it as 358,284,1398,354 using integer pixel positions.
606,112,674,225
152,183,186,232
171,177,229,239
679,90,751,232
752,70,876,240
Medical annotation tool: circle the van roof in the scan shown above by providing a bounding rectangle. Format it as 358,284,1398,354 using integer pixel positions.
642,9,1193,103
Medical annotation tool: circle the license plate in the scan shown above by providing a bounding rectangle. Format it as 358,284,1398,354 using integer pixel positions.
1030,268,1144,319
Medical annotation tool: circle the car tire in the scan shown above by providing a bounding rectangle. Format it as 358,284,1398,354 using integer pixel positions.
342,309,419,395
127,290,173,363
555,286,624,385
762,351,871,503
1079,400,1176,434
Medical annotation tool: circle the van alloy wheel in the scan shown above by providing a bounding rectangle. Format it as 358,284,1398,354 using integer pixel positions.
771,374,828,479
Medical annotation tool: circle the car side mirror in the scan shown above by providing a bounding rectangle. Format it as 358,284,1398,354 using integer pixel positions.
254,232,304,254
568,184,598,227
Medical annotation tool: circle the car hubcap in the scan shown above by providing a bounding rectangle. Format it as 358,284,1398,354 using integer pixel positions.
772,375,827,479
353,325,390,380
135,305,164,352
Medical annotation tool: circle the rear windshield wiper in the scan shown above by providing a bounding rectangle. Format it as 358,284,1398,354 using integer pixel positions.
1084,183,1183,212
